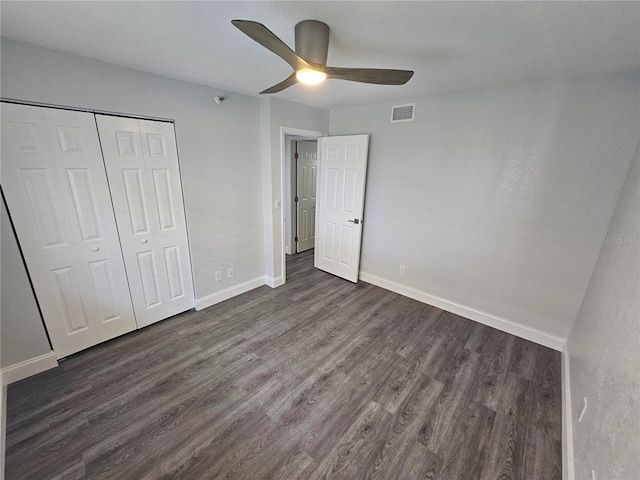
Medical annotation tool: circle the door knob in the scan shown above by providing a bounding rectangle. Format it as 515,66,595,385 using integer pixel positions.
140,238,148,244
91,246,100,252
347,219,360,224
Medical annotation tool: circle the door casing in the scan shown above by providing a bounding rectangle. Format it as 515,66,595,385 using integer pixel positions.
279,127,326,284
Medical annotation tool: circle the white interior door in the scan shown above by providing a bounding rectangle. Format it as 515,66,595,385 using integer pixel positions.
296,140,318,253
314,134,369,282
96,115,194,328
1,103,137,358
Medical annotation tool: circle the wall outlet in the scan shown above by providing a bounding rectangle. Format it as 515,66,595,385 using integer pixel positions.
399,265,406,275
227,267,235,279
215,270,222,282
578,397,588,422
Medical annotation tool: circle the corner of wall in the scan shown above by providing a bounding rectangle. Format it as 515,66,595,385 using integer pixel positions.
359,271,566,350
1,353,58,386
265,275,284,288
259,97,275,283
195,276,266,311
562,343,575,480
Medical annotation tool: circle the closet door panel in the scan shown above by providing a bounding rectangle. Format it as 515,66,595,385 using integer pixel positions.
140,120,193,311
96,115,194,328
1,103,136,357
41,108,138,342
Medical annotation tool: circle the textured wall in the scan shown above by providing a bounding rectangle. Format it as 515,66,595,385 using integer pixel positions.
1,198,52,368
330,71,639,340
568,143,639,479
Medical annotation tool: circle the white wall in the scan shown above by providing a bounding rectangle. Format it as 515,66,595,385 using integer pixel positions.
567,142,639,480
0,38,332,370
1,37,265,302
260,97,329,285
1,39,264,298
1,197,52,368
330,71,639,343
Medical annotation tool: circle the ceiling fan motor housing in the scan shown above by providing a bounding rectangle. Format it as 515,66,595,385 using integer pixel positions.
295,20,330,65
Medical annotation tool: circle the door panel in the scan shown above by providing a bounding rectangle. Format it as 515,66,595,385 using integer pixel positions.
21,168,68,246
315,135,369,283
66,168,104,241
164,245,185,299
340,225,355,265
122,168,151,234
1,103,137,358
152,169,176,230
96,115,194,327
296,140,318,252
88,259,121,322
138,250,161,307
51,266,90,333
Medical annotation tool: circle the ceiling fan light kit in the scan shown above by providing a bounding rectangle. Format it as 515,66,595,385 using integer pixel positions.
296,68,327,85
232,19,414,94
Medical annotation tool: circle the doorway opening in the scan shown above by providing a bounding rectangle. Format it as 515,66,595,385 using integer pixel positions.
285,139,317,255
279,127,326,284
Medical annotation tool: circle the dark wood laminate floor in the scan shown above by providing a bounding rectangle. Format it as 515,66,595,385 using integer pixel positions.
5,250,561,479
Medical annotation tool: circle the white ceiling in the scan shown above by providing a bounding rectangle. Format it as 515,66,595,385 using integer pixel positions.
2,1,639,110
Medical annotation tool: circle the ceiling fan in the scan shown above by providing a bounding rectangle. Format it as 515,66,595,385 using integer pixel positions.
232,19,414,94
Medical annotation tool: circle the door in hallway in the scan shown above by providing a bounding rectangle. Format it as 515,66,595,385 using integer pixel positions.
296,140,318,253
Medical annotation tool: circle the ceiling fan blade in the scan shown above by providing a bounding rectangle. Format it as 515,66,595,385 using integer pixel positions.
260,73,298,94
321,66,414,85
232,20,310,72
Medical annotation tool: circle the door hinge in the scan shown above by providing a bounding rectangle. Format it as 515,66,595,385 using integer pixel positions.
295,236,299,242
294,196,299,202
294,152,299,159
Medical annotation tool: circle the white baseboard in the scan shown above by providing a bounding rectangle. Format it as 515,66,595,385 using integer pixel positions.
1,354,58,478
562,345,575,480
1,372,5,480
1,352,58,386
359,272,566,351
195,276,266,311
265,275,284,288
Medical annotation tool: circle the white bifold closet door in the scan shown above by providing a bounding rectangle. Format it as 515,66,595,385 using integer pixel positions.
96,115,194,328
1,103,137,358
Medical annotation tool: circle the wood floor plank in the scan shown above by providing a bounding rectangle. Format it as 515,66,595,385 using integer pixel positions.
307,401,392,480
438,400,496,480
5,250,562,480
367,375,444,480
418,347,481,456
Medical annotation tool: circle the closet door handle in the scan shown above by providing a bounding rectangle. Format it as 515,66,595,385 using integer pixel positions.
140,238,148,244
91,246,100,252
